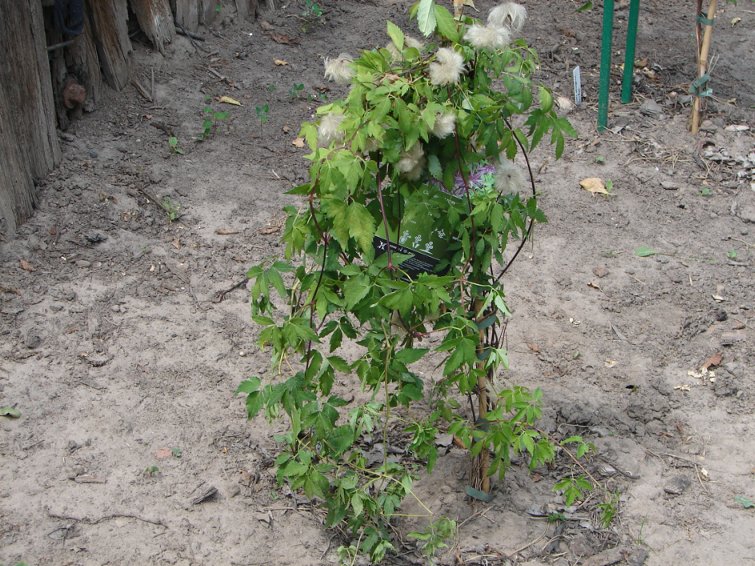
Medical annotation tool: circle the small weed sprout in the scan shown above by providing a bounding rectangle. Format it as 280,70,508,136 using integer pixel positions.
199,106,229,141
168,136,184,155
302,0,323,19
289,83,305,99
161,197,181,222
408,518,457,563
255,104,270,124
143,465,160,477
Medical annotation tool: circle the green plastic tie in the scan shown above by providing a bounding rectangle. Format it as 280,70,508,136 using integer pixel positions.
689,74,713,97
465,486,495,502
697,13,715,26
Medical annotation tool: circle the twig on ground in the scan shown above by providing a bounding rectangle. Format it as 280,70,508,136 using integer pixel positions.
47,510,167,528
174,21,207,52
507,528,548,558
131,77,153,102
215,277,249,302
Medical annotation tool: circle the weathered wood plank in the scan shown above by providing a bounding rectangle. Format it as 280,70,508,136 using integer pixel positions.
130,0,175,54
88,0,132,90
0,0,61,232
173,0,200,32
235,0,258,20
174,0,239,31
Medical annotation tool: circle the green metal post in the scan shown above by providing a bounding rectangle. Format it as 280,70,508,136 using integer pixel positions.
598,0,615,131
621,0,641,103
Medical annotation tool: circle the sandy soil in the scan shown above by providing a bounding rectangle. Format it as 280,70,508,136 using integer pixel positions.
1,1,753,564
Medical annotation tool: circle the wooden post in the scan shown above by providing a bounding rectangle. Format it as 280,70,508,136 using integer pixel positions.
691,0,717,134
470,299,491,495
0,0,61,232
88,0,132,90
130,0,175,54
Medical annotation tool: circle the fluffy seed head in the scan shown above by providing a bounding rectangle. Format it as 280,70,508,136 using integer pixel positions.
324,53,355,84
488,2,528,33
495,157,526,194
405,36,424,51
431,112,456,139
428,48,465,86
386,35,425,61
318,112,345,147
397,143,425,180
464,24,511,50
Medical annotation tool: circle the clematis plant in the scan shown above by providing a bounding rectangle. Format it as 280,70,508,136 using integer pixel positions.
239,1,576,562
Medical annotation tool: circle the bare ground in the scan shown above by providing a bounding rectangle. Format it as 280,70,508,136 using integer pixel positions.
1,1,754,564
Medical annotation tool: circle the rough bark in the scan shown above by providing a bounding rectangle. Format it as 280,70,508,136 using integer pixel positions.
88,0,132,90
0,0,61,232
174,0,223,31
49,10,102,130
235,0,258,20
130,0,176,55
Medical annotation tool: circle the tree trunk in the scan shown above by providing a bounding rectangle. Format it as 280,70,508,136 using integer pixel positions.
174,0,220,32
0,0,61,233
130,0,175,55
235,0,258,20
48,10,102,130
88,0,132,90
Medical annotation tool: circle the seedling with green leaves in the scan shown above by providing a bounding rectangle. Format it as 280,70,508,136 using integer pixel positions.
289,83,305,99
199,106,229,141
255,104,270,124
239,2,582,561
168,136,184,155
302,0,323,19
161,197,182,222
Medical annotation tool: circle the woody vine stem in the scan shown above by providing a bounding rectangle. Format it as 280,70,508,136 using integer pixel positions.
238,1,580,562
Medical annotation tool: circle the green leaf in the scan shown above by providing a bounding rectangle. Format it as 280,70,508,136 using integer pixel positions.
328,425,355,455
444,337,476,375
236,377,262,395
327,355,351,372
347,202,376,254
343,274,370,308
0,406,20,418
433,4,458,41
386,20,404,51
427,154,442,180
416,0,437,37
576,1,593,12
395,348,429,364
351,493,364,517
634,246,657,257
735,496,755,509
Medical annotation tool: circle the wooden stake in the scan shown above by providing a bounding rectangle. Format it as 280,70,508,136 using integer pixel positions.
470,299,490,494
691,0,717,134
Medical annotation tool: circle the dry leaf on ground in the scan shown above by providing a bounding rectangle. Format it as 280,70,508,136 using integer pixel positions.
269,33,298,45
274,59,289,66
580,177,609,196
700,351,722,370
292,137,305,148
216,228,241,235
218,96,242,106
258,225,281,235
155,447,173,459
19,259,35,272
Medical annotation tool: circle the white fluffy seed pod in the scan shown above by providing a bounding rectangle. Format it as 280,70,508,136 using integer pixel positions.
464,24,512,50
428,48,465,86
495,157,526,194
488,2,528,33
324,53,355,84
